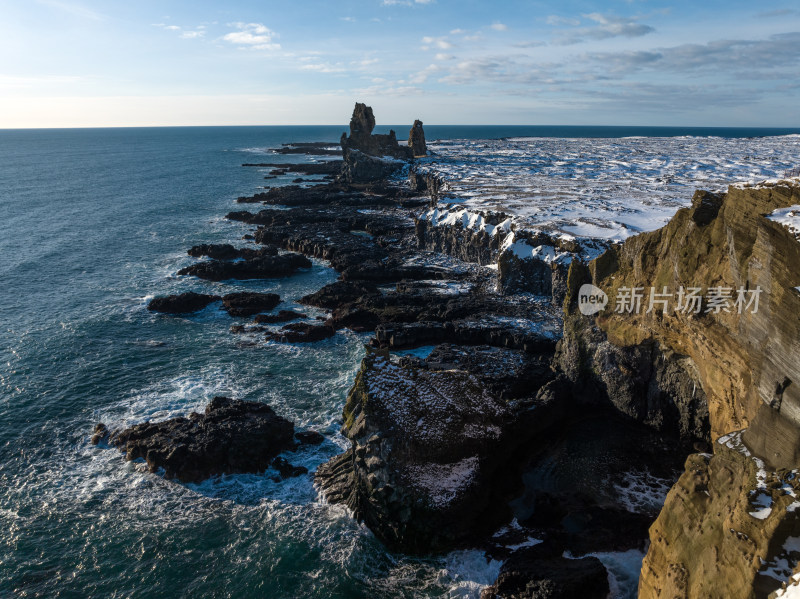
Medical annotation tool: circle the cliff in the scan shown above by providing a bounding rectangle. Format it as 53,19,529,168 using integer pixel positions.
556,177,800,597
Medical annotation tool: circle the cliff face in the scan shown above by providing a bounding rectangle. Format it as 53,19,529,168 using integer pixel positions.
640,432,800,599
559,179,800,453
557,178,800,597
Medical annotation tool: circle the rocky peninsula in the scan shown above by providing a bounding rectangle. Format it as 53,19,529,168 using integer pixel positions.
101,103,800,598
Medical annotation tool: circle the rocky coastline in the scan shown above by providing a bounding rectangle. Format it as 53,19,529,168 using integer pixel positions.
97,103,800,597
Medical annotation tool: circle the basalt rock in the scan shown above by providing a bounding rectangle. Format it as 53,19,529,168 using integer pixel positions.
408,120,427,158
187,243,277,261
338,103,420,184
147,292,220,314
177,253,312,281
97,397,295,482
481,542,609,599
221,292,281,317
315,351,564,553
253,310,307,324
265,321,335,343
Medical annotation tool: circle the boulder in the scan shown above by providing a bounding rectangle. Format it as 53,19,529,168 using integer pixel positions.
177,253,312,281
147,292,220,314
96,397,295,482
221,292,281,317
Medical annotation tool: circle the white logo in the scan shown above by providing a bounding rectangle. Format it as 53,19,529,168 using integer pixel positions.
578,284,608,316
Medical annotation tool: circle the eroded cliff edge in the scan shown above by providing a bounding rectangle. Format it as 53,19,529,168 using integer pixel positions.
556,177,800,597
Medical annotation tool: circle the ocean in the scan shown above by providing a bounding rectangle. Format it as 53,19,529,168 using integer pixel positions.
2,125,799,598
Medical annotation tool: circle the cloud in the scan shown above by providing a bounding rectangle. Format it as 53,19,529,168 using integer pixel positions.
490,23,508,31
409,64,441,84
153,23,206,39
513,40,545,48
421,36,453,50
583,32,800,75
435,53,455,60
300,62,346,73
450,28,466,35
555,14,655,45
546,15,580,26
222,22,280,51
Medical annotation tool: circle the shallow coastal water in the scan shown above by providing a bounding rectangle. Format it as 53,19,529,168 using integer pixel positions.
1,125,799,598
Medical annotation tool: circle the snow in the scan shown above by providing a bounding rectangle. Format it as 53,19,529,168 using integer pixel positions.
612,470,675,514
767,205,800,241
414,135,800,248
775,573,800,598
404,456,480,508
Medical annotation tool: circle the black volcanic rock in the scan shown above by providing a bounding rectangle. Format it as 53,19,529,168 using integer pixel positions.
147,292,220,314
253,310,307,324
177,253,312,281
266,321,336,343
98,397,295,482
338,103,417,183
188,243,278,261
408,119,427,158
271,456,308,479
295,430,325,445
221,292,281,317
481,543,609,599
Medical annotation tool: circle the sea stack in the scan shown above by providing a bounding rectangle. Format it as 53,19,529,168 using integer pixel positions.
408,119,427,158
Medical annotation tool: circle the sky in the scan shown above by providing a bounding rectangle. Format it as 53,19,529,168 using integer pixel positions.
0,0,799,127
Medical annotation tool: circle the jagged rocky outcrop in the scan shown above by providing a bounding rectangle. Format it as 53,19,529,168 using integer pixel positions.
147,291,219,314
315,349,561,552
338,103,425,184
177,252,311,281
408,119,427,158
481,542,609,599
551,178,800,597
93,397,297,482
640,432,800,599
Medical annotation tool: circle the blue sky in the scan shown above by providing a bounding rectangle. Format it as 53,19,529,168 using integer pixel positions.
1,0,798,127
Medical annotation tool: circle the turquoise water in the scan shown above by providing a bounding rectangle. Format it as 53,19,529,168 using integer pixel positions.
2,125,798,598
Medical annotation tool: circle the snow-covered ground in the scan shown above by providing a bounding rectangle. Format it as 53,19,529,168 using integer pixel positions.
417,135,800,244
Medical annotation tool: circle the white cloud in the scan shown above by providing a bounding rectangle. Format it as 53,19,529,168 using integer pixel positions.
450,28,466,35
409,63,441,84
223,22,280,51
546,15,580,26
153,23,206,40
554,13,654,44
300,63,346,73
490,23,508,31
435,53,455,60
421,36,453,50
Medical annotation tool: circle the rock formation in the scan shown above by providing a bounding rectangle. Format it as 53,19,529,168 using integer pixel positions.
408,119,427,158
338,103,422,184
93,397,297,482
553,177,800,597
315,349,560,552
